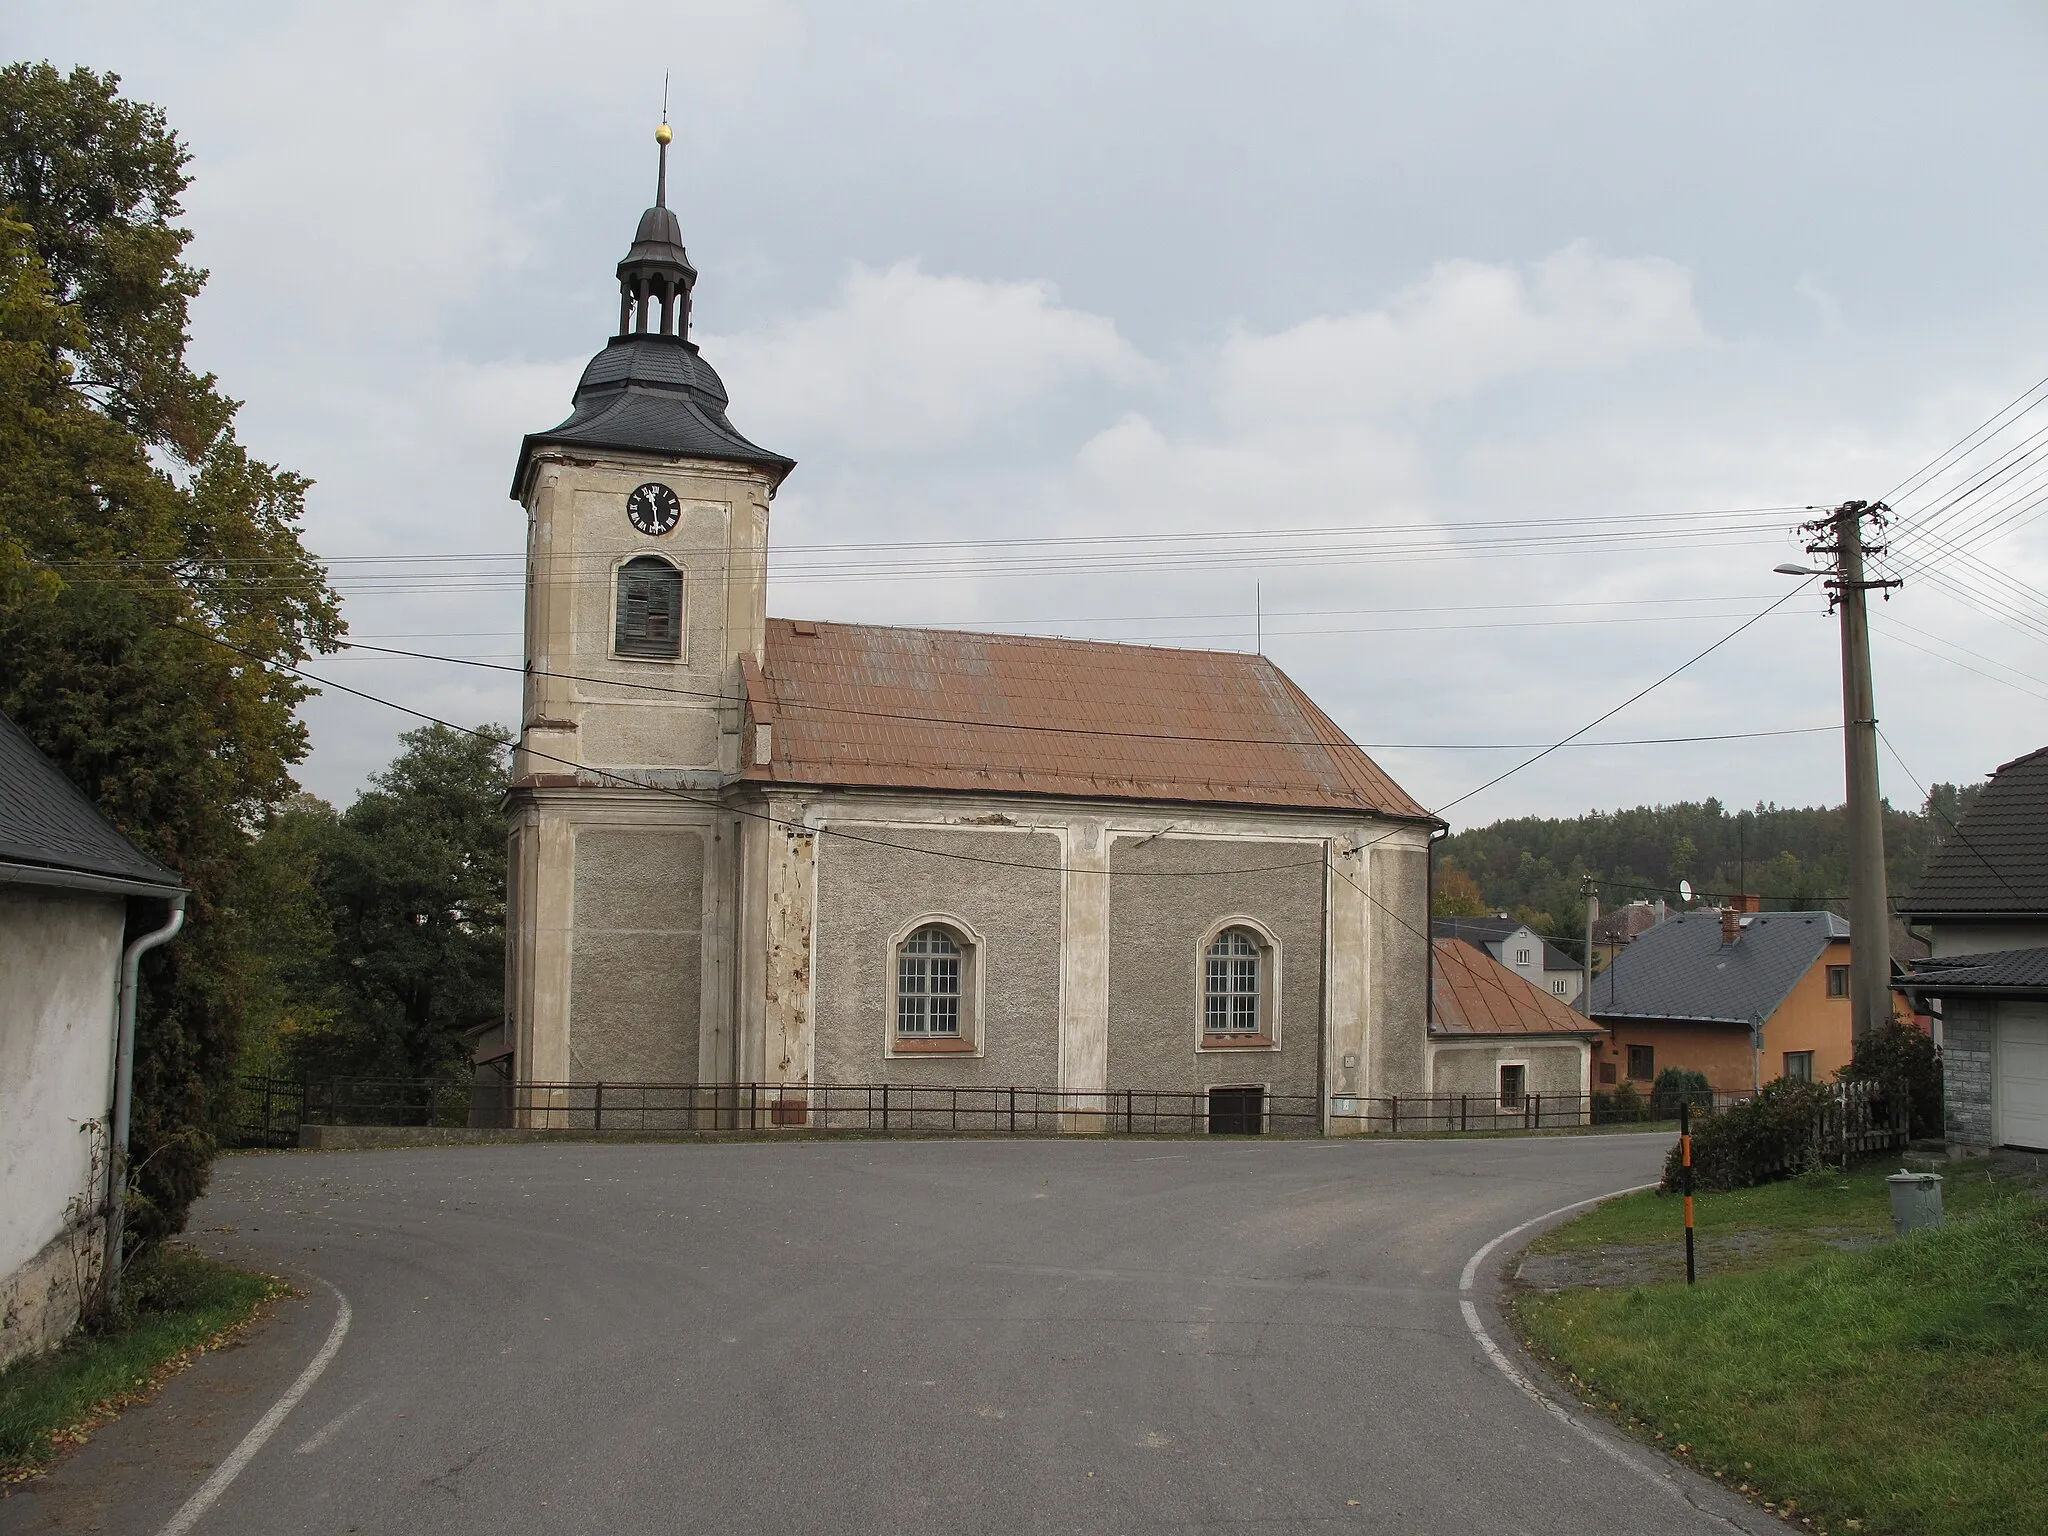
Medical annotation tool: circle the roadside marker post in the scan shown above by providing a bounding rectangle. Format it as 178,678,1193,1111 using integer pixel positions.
1680,1100,1696,1285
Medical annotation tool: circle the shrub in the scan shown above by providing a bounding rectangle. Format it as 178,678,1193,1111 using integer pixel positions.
1650,1067,1713,1121
1591,1080,1645,1124
1839,1019,1943,1139
1661,1078,1835,1192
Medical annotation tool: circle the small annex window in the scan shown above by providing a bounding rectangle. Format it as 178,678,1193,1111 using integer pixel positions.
1826,964,1849,998
1626,1044,1655,1082
1782,1051,1815,1082
1499,1063,1527,1110
614,556,682,660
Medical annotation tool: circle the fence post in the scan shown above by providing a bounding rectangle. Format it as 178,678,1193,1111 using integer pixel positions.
1126,1088,1134,1135
1681,1099,1696,1286
1460,1094,1468,1133
594,1081,605,1134
882,1082,890,1132
1530,1092,1541,1130
1009,1085,1016,1133
1390,1094,1399,1134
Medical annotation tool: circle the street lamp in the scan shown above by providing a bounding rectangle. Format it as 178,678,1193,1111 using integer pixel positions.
1774,562,1824,577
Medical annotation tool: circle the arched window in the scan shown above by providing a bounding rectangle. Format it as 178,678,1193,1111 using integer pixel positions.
1205,928,1262,1034
615,556,682,660
896,925,962,1037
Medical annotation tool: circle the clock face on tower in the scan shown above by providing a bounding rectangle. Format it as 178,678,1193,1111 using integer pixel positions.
625,482,681,536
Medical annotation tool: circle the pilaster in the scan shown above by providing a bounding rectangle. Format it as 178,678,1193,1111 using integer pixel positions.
1060,818,1111,1128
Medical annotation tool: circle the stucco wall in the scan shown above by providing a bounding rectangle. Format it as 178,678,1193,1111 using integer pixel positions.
811,824,1062,1087
1943,996,1995,1150
1928,921,2048,959
1104,834,1323,1106
567,826,705,1082
0,887,123,1364
1369,843,1432,1099
1429,1040,1587,1099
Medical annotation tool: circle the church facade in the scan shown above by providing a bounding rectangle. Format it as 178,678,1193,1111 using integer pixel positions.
501,132,1442,1132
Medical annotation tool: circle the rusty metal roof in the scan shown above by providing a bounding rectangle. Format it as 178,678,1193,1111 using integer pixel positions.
1431,940,1601,1038
747,619,1432,819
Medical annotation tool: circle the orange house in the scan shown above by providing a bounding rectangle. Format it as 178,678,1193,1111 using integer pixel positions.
1587,902,1886,1095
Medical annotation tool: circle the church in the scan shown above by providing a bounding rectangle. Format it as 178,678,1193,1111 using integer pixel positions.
498,127,1467,1134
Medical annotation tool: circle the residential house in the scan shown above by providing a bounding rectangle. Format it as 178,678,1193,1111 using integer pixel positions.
1589,899,1669,976
1432,916,1584,1005
1586,900,1870,1094
501,131,1441,1134
1899,745,2048,1152
1428,939,1600,1115
0,711,184,1366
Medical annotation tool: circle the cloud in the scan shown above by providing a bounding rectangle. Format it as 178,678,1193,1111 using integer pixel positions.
706,261,1153,453
1215,242,1709,427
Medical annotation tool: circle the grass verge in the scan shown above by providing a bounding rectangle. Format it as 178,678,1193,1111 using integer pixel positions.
1512,1168,2048,1536
0,1245,289,1482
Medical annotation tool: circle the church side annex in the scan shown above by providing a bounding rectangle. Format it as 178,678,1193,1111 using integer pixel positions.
501,126,1442,1133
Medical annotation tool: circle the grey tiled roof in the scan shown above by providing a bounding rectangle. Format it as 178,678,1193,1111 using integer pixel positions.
1899,745,2048,918
0,712,181,889
1904,946,2048,996
512,335,795,496
1431,916,1578,973
1588,909,1849,1024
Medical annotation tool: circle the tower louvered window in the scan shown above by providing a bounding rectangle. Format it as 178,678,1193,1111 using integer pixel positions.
615,556,682,659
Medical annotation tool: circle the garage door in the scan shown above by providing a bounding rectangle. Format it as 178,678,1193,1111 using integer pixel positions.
1999,1003,2048,1152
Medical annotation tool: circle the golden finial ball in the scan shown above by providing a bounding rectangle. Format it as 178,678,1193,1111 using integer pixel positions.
656,122,672,145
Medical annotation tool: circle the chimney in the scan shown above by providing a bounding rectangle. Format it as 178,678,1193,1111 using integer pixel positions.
1722,906,1741,946
1731,892,1762,914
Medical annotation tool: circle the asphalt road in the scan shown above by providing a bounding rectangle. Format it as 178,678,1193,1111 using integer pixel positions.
5,1134,1781,1536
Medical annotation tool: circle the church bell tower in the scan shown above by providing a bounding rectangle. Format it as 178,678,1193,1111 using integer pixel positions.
504,122,794,1096
510,118,794,786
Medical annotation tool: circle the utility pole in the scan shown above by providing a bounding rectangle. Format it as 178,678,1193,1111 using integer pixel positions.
1792,501,1902,1041
1581,873,1598,1003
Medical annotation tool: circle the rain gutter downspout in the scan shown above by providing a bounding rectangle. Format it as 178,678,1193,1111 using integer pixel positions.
104,893,186,1313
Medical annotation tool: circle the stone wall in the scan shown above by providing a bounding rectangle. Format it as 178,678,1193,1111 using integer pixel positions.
1943,996,1996,1151
1104,835,1323,1106
811,824,1062,1088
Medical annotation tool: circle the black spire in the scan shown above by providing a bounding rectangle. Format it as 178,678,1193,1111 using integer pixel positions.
509,121,796,499
616,120,697,341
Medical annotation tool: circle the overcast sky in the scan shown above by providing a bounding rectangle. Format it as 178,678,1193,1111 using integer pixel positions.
15,3,2048,829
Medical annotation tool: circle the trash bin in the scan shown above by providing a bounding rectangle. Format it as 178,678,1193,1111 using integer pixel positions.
1885,1170,1944,1235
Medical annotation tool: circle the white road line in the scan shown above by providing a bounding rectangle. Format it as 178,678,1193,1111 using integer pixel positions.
294,1394,372,1456
155,1281,352,1536
1455,1184,1752,1522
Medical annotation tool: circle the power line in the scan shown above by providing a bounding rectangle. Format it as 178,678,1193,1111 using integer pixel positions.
324,637,1838,754
1874,725,2024,904
1430,581,1819,816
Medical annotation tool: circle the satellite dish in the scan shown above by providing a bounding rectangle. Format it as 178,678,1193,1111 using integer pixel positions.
1679,880,1694,904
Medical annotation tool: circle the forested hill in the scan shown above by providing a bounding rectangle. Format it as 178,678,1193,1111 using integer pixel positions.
1437,787,1980,946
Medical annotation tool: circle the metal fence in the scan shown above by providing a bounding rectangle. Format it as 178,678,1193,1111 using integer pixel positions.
232,1075,1769,1147
231,1077,1347,1141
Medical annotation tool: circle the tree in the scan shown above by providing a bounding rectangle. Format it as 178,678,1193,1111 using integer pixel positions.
0,64,340,1247
1433,862,1488,917
290,725,512,1081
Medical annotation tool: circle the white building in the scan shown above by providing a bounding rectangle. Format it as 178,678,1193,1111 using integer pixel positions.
0,711,183,1366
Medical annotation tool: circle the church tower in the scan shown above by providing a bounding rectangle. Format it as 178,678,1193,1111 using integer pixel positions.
505,122,794,1099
